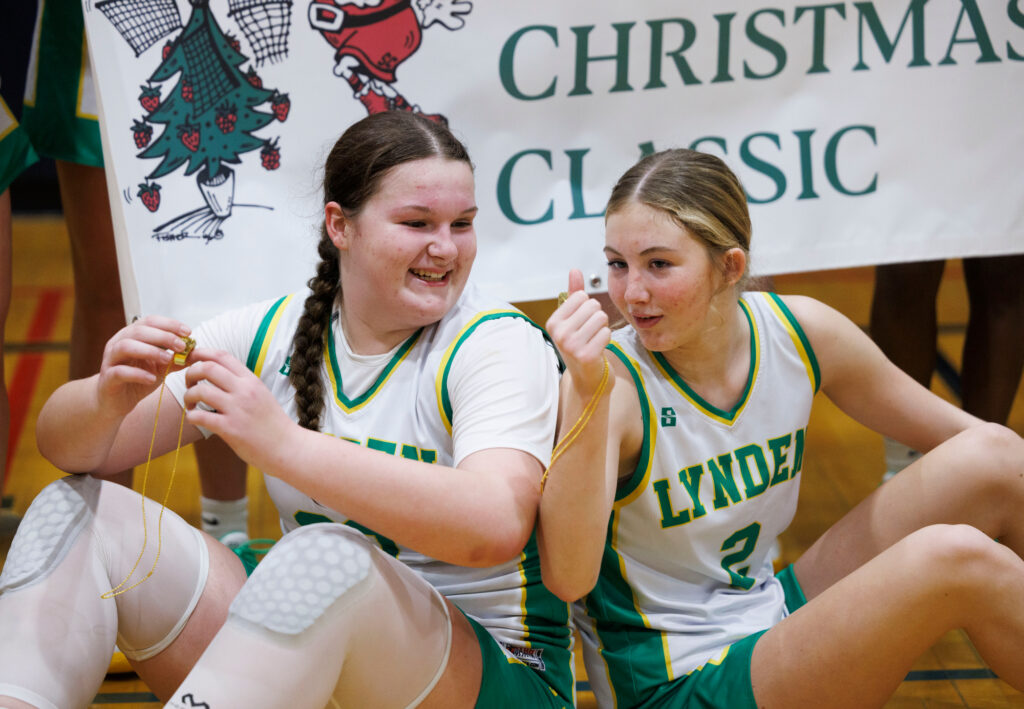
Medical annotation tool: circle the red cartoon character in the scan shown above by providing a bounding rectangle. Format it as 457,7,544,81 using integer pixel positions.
131,119,153,148
137,182,162,212
307,0,472,125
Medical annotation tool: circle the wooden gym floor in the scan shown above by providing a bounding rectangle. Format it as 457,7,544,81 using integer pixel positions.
1,214,1022,708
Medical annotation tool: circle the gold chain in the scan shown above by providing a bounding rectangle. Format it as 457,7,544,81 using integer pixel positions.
102,359,189,598
539,356,610,493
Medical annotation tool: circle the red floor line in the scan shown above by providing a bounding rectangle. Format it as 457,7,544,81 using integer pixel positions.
4,289,64,488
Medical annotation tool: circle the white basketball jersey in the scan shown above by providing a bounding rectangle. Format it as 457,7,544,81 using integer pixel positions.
577,292,820,708
170,284,573,692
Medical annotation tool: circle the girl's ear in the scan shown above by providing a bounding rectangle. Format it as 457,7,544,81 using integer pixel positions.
325,201,349,251
721,247,747,288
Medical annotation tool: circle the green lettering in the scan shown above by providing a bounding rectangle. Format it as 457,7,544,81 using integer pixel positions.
853,0,930,70
794,4,847,73
793,428,806,476
707,453,744,509
768,433,792,486
825,125,878,196
940,0,1000,65
678,465,707,520
712,13,737,82
496,150,554,225
744,9,787,79
1009,0,1024,60
793,129,819,200
367,438,396,455
736,444,771,498
499,26,558,100
569,23,635,96
740,133,786,204
566,149,604,220
645,18,701,88
653,478,691,528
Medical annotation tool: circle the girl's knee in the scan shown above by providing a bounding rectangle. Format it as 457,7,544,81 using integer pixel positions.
905,524,1012,589
229,524,375,636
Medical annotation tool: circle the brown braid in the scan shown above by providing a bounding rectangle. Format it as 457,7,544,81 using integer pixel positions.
288,112,472,431
289,232,340,430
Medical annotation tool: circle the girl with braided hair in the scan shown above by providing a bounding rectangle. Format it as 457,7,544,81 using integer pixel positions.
0,111,571,708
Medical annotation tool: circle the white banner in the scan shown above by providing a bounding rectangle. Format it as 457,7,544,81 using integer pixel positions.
83,0,1024,324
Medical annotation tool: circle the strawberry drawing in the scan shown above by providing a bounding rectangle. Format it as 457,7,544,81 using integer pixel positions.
178,120,200,152
139,84,161,113
260,138,280,170
244,66,262,89
137,182,161,212
226,32,241,52
271,91,290,122
162,40,173,60
131,119,153,149
181,77,194,102
215,103,237,134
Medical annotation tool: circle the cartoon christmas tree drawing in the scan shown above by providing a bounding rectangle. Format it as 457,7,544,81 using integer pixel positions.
137,0,284,239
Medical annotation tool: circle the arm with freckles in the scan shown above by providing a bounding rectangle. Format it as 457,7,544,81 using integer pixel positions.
182,319,560,568
781,295,980,450
36,316,203,474
535,270,621,601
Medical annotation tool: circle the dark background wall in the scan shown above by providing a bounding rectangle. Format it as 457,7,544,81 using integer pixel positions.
2,1,64,213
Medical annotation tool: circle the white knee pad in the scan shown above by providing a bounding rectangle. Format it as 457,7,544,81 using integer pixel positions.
229,523,372,635
0,475,209,662
168,524,453,709
0,475,96,594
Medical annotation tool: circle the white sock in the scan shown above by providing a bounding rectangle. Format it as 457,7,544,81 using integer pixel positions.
200,496,248,541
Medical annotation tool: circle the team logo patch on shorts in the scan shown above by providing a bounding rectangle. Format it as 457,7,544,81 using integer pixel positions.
503,644,546,671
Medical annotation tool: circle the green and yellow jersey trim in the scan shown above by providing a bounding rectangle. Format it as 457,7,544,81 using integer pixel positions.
650,298,760,426
607,342,656,505
246,294,295,376
763,292,821,394
585,343,673,704
325,323,422,414
434,309,539,435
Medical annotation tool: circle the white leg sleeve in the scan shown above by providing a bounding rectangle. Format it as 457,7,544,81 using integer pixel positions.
166,524,452,709
0,476,208,708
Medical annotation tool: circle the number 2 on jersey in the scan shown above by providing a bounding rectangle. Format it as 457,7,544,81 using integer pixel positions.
720,521,762,590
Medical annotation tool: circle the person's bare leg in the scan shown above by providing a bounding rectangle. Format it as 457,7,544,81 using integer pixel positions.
795,422,1024,596
165,524,481,708
961,254,1024,424
0,476,247,706
753,524,1024,708
55,161,131,487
